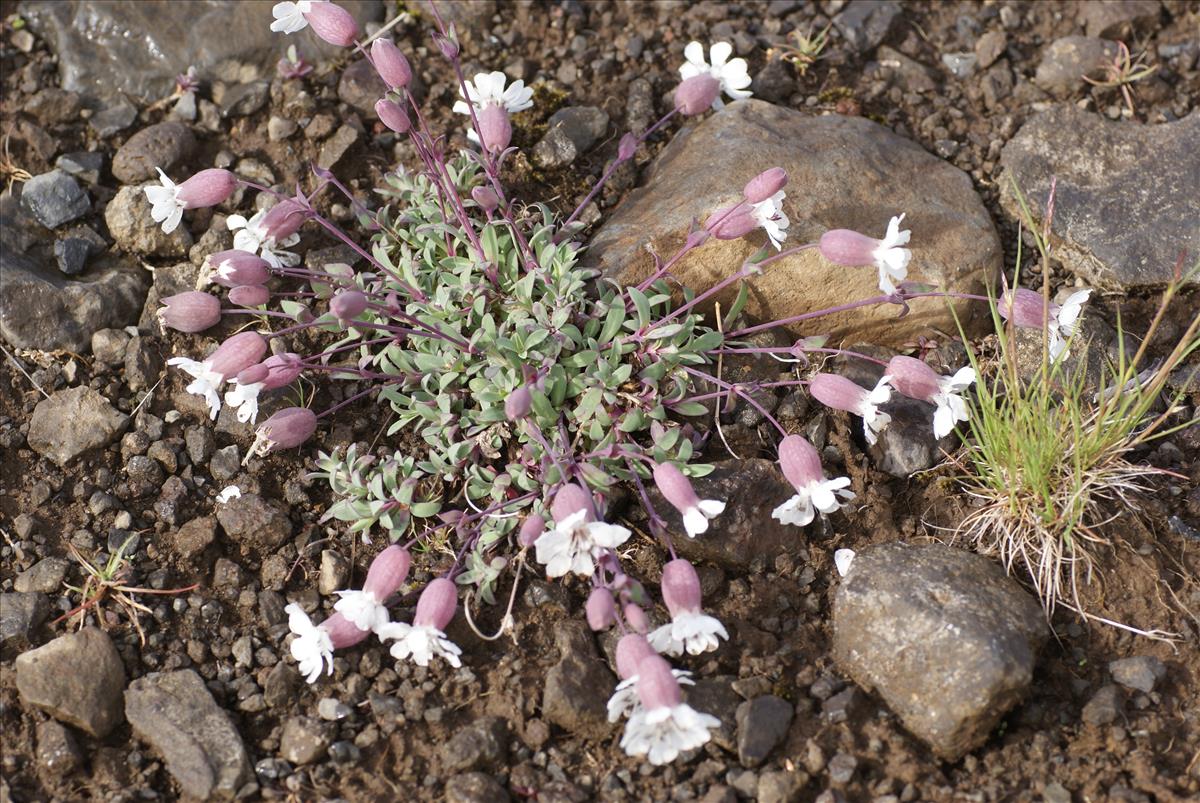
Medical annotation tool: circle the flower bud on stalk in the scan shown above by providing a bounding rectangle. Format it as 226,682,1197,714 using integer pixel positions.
200,249,272,288
551,483,596,525
175,169,238,208
659,559,703,617
471,186,500,213
371,38,411,89
158,292,221,333
260,197,311,241
330,290,368,323
322,612,371,649
624,603,650,634
252,406,317,457
414,578,457,631
586,588,617,631
304,0,359,46
635,654,683,709
363,545,412,600
476,104,512,153
375,98,411,134
615,633,657,680
705,202,758,240
208,331,269,378
517,513,545,547
674,74,721,116
885,356,942,402
229,284,270,307
505,387,532,421
999,287,1047,329
742,168,787,205
777,434,824,491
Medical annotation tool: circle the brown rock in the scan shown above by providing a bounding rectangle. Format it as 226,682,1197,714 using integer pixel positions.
541,624,616,740
27,386,129,466
112,122,195,184
15,628,126,737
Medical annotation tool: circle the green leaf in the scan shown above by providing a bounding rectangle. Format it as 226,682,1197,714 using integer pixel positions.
599,304,625,344
672,401,709,417
627,287,651,329
722,282,750,330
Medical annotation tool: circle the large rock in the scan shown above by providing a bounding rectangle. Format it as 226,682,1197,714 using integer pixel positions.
22,0,383,103
15,628,126,737
0,592,49,647
125,670,252,800
20,170,90,229
832,542,1048,760
27,386,129,466
1000,107,1199,289
587,101,999,346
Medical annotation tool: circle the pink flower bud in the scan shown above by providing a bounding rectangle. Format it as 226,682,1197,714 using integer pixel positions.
236,363,270,386
260,197,310,241
743,168,787,205
705,202,758,240
258,406,317,451
586,588,616,631
635,653,682,710
653,463,701,517
175,169,237,209
158,291,220,333
551,483,595,525
818,229,879,267
375,98,411,135
615,633,657,680
414,577,457,631
228,284,270,307
363,545,412,600
303,0,359,47
476,104,512,153
208,331,267,378
617,132,638,162
674,74,720,116
261,352,304,390
330,290,367,322
322,612,370,648
624,603,649,634
204,249,271,288
505,387,532,421
809,373,867,414
1000,288,1046,329
777,434,822,490
371,39,411,89
518,513,545,547
660,558,702,617
886,356,941,402
435,30,459,59
471,186,500,213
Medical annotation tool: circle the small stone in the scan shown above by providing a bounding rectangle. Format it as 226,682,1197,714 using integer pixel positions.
532,127,579,169
869,397,950,477
337,58,387,115
736,696,794,768
318,550,349,596
55,151,105,185
125,670,252,800
442,716,510,772
317,697,351,721
20,170,91,229
209,444,240,481
534,106,609,168
1079,0,1160,38
1042,782,1073,803
54,237,92,276
827,753,857,785
36,720,82,774
220,81,270,117
1034,36,1120,98
89,99,138,138
14,557,69,594
105,185,194,258
1081,684,1124,726
1108,656,1166,694
305,113,337,141
833,0,900,53
445,772,510,803
185,425,215,464
941,52,978,79
757,770,809,803
15,628,126,737
91,328,132,366
124,336,163,392
280,716,332,765
28,386,129,466
268,116,298,142
0,592,50,646
216,493,293,552
542,624,617,740
263,663,300,709
27,88,84,125
974,30,1007,69
317,125,359,171
112,122,196,184
173,517,217,559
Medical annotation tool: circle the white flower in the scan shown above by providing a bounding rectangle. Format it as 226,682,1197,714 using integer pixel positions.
931,366,976,439
224,380,264,424
376,622,462,668
271,0,313,34
607,671,695,723
166,356,227,419
750,190,789,251
286,603,334,684
227,211,300,269
216,485,242,504
772,475,855,527
874,214,912,295
1049,289,1092,361
858,375,893,445
647,611,729,657
679,41,753,110
453,71,534,116
332,590,391,634
834,548,856,577
144,168,185,234
681,499,726,538
534,509,632,578
620,703,722,765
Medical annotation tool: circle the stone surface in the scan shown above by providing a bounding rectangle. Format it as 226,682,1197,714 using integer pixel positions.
832,0,900,53
1000,107,1199,289
89,98,137,137
655,458,801,571
23,0,383,103
219,81,270,118
55,151,105,184
35,719,83,774
15,628,126,737
20,170,90,228
317,124,360,170
337,57,388,115
534,106,609,168
138,260,201,335
1081,684,1124,726
868,396,952,477
27,386,129,466
216,493,293,552
832,542,1048,760
541,624,617,740
1108,656,1166,694
736,695,794,768
445,772,511,803
1079,0,1161,38
14,557,69,594
1033,36,1120,98
587,101,999,345
54,236,92,275
105,185,194,258
0,593,49,646
441,717,509,772
125,670,251,800
112,122,195,184
173,516,218,560
280,716,332,765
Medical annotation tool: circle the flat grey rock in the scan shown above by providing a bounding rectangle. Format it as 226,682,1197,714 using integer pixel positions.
15,628,126,737
587,100,1000,346
0,593,49,647
27,386,128,466
1000,106,1199,289
125,669,251,800
832,542,1048,760
20,170,90,228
